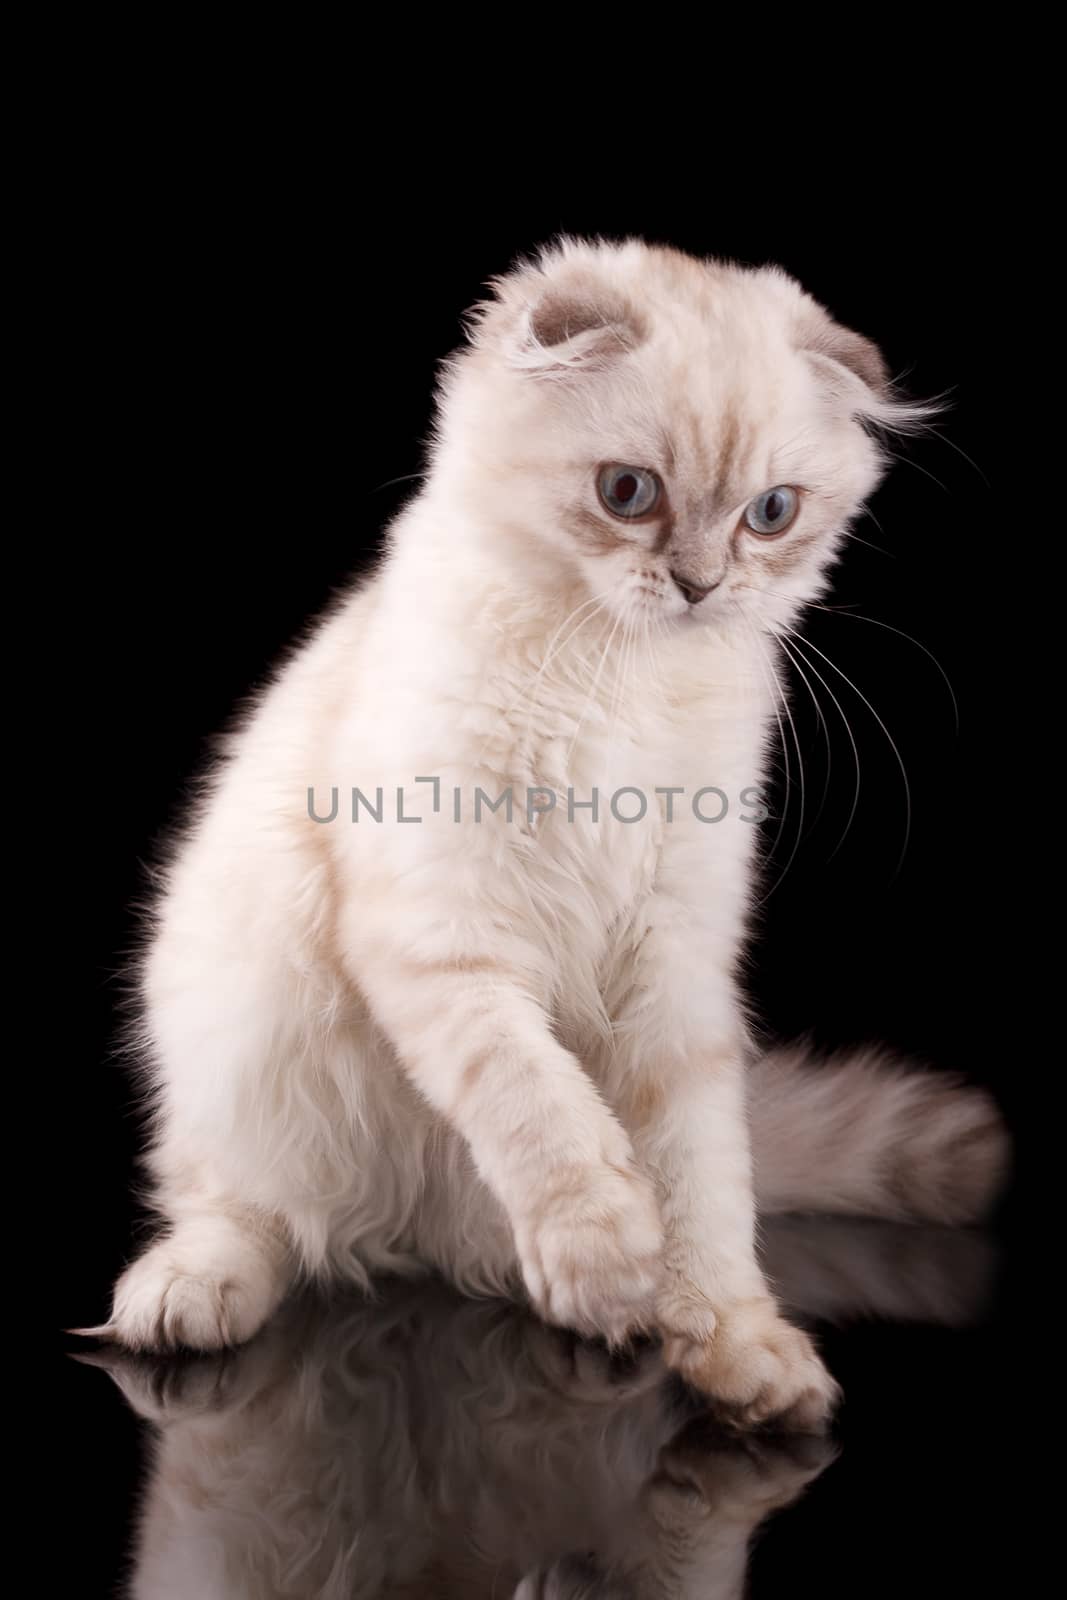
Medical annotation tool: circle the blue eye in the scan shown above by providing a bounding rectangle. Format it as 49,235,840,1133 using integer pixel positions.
597,464,662,519
744,486,800,537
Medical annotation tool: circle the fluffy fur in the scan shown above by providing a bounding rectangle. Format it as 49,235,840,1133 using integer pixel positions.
87,239,1007,1429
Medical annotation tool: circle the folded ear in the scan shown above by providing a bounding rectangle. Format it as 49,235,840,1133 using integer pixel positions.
798,304,891,398
514,281,645,372
469,249,646,376
796,297,941,433
805,320,890,395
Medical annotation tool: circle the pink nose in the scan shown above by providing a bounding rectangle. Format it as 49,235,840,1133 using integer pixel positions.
670,571,720,605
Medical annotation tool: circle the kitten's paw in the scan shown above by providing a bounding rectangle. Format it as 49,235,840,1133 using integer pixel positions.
649,1421,837,1524
71,1345,239,1424
538,1327,666,1402
99,1225,288,1353
664,1297,839,1432
71,1305,296,1423
518,1164,664,1343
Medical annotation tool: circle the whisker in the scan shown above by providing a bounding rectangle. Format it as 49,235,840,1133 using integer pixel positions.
531,591,614,694
520,593,609,718
734,608,794,890
481,590,613,768
372,471,426,493
748,588,960,733
621,611,640,735
645,608,668,700
889,450,950,496
606,609,633,751
840,527,894,558
772,628,862,866
910,422,990,487
565,606,626,768
744,616,806,903
782,625,912,878
808,607,959,733
775,629,833,837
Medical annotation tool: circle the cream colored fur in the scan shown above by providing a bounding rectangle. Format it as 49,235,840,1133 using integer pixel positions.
89,239,1007,1429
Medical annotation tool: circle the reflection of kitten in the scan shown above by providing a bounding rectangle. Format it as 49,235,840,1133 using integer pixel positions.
91,240,1007,1428
85,1221,994,1600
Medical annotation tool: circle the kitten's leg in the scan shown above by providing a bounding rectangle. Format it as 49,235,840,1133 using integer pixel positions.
610,888,837,1426
632,1050,838,1429
95,1198,293,1352
350,943,664,1342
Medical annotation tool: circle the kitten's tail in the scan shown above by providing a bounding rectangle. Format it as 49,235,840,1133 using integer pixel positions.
749,1045,1010,1225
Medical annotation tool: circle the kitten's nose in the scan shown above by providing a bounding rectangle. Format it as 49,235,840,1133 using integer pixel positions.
670,571,720,606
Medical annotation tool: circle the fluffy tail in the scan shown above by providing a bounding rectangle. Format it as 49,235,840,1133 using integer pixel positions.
749,1045,1010,1225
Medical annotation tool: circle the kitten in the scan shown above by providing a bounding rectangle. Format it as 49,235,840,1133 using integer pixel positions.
83,238,1007,1429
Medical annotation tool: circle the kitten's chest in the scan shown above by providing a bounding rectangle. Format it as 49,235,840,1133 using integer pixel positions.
516,697,749,934
475,628,768,972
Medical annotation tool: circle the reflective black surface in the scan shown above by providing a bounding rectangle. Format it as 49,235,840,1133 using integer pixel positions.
47,135,1033,1598
61,1217,1021,1597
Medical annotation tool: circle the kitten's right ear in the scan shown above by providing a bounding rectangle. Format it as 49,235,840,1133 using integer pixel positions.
469,257,646,376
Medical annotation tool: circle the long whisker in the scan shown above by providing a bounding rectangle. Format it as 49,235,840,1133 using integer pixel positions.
782,625,912,877
889,450,950,496
619,608,637,730
645,608,667,701
735,608,794,889
744,617,806,903
840,527,894,558
606,609,633,751
862,504,890,540
372,471,426,493
519,594,608,724
909,421,990,487
775,628,833,837
808,606,959,733
621,609,640,736
565,606,626,767
482,590,612,767
528,590,614,701
746,587,959,733
772,628,862,865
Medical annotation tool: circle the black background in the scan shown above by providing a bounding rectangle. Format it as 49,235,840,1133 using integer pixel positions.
46,123,1034,1596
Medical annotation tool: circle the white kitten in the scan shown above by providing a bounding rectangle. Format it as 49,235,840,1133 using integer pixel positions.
86,239,1007,1428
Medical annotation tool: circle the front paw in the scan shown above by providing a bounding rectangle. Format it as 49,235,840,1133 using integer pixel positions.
517,1164,664,1344
649,1421,837,1524
79,1226,287,1354
664,1298,839,1432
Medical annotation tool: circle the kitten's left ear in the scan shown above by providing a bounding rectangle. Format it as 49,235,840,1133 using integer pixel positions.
471,255,646,376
